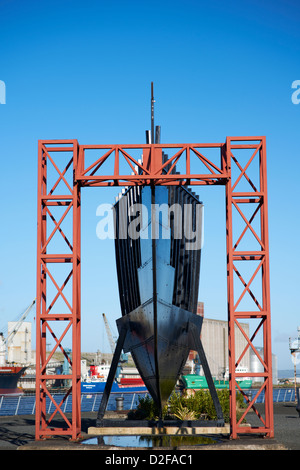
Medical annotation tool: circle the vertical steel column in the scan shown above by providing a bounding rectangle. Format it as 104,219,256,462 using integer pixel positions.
225,136,274,438
35,140,81,440
259,136,274,437
36,142,47,430
225,138,236,436
72,140,81,439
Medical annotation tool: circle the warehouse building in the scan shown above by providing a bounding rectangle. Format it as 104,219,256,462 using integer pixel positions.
190,302,277,384
188,302,250,379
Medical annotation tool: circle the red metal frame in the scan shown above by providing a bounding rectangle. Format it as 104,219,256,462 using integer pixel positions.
225,137,273,438
36,137,273,440
36,140,81,440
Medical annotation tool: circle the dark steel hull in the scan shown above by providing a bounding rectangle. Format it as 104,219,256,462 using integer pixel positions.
0,366,26,396
114,185,203,410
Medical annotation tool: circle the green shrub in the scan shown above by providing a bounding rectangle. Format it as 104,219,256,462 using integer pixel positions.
168,389,231,421
128,389,246,423
127,394,168,420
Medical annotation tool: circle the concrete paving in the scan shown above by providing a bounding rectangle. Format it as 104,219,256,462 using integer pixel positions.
0,402,298,451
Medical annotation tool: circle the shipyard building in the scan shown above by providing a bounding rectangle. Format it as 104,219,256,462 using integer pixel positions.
190,302,277,385
187,302,249,379
7,304,278,386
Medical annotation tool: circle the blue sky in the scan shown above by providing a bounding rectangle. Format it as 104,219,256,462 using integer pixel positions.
0,0,299,369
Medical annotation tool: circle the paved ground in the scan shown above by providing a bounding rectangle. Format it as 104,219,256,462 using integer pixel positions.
0,402,298,451
247,402,300,451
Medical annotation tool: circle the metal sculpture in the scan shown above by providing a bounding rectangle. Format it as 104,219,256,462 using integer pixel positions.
35,85,273,440
96,86,223,423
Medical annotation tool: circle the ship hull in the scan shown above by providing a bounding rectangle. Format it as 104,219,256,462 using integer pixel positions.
81,381,147,394
181,374,253,390
114,184,203,411
0,367,26,396
117,302,203,407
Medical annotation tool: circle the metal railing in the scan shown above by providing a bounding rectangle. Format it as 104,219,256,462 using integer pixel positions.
0,389,296,416
247,388,296,404
0,391,148,416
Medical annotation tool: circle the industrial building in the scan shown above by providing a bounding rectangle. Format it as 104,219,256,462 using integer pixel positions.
188,302,278,385
187,302,249,379
6,301,277,389
200,317,250,378
7,321,32,365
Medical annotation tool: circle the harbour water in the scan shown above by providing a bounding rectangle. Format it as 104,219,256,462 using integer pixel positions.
82,434,219,448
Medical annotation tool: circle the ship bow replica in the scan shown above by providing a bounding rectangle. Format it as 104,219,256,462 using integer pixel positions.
97,179,223,425
97,87,223,424
114,184,203,411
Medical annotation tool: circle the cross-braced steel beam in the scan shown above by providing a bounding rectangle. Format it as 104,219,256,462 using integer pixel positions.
225,137,273,438
36,140,81,440
36,137,273,440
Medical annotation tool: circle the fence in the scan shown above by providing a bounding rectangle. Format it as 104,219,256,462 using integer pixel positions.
0,388,297,416
247,388,297,404
0,391,148,417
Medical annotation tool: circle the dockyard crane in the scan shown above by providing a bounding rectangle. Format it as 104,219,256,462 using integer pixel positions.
0,299,36,366
3,299,36,347
102,313,116,354
102,313,128,363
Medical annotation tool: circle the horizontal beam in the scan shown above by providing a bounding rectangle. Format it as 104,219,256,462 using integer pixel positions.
78,174,228,181
80,143,224,149
80,179,227,187
39,374,74,380
40,255,73,262
235,373,269,377
233,251,266,260
232,192,264,198
41,195,73,201
232,311,268,318
39,314,74,320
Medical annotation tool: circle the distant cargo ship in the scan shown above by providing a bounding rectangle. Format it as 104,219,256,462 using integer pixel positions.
181,374,252,391
0,300,35,396
81,379,147,394
0,366,26,396
81,364,147,393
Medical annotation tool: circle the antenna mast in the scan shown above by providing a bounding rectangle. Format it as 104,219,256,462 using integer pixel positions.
151,81,155,144
146,82,160,144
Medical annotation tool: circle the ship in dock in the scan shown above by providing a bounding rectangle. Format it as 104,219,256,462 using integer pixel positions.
81,363,147,394
0,333,26,396
0,300,35,396
0,365,27,396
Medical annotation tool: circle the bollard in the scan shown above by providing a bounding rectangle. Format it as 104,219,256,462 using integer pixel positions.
115,396,124,411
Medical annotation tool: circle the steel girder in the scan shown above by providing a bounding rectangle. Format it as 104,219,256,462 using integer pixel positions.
36,137,273,440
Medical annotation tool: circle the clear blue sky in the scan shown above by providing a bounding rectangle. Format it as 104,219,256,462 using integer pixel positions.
0,0,299,369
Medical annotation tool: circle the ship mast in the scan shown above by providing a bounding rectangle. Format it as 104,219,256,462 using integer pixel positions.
151,81,154,144
146,82,160,144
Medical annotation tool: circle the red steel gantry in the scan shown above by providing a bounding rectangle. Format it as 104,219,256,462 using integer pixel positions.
36,137,273,440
